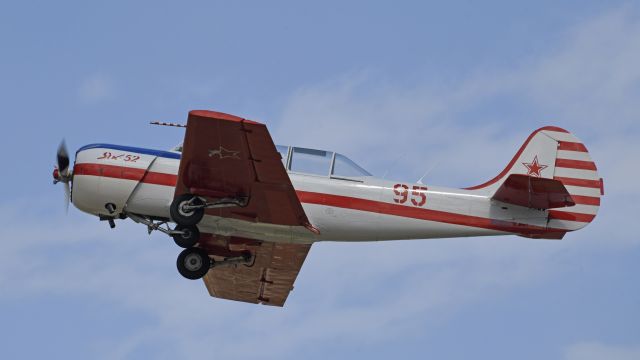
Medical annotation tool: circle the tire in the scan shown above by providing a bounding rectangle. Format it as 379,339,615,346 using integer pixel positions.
172,225,200,248
176,247,210,280
170,194,205,226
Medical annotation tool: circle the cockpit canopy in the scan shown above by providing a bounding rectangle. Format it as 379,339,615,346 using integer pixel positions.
171,144,371,179
277,145,371,178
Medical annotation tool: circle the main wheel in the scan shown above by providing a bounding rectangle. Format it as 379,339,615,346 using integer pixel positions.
176,247,211,280
172,225,200,248
170,194,205,226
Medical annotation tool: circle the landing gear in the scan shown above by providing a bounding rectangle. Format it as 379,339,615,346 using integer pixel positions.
124,200,255,280
170,193,250,226
177,247,211,280
126,212,201,248
172,225,200,248
170,194,205,226
175,248,254,280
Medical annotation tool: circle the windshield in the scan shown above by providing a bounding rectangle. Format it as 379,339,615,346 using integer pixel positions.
290,147,333,176
332,153,371,177
287,146,370,178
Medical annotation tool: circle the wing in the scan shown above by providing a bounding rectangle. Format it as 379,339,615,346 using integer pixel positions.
175,110,309,226
200,234,312,306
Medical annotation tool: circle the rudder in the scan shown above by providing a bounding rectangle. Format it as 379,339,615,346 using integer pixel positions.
466,126,602,232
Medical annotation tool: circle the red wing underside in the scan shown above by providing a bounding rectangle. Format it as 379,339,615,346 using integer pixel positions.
175,110,309,226
200,234,311,306
492,174,575,209
175,110,312,306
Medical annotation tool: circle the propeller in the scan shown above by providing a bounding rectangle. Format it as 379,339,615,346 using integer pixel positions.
53,140,72,212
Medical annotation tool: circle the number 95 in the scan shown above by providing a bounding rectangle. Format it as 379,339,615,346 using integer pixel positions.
393,184,427,207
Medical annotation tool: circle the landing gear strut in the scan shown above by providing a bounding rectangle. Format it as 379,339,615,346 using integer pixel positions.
169,193,249,226
126,212,201,248
124,203,254,280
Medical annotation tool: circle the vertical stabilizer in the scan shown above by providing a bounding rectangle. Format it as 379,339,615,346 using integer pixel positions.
466,126,602,231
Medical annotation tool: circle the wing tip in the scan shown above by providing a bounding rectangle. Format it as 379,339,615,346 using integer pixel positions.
189,109,263,125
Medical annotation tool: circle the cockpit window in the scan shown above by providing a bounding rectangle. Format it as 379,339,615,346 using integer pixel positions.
332,153,372,177
290,147,333,176
172,142,370,179
276,145,289,167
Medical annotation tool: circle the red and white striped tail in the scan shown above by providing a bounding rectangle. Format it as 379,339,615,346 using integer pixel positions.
467,126,602,232
542,127,602,231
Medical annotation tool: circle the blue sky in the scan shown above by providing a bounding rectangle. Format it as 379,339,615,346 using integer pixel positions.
1,1,639,359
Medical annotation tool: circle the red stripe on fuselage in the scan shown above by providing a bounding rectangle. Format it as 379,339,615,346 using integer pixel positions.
74,163,143,181
75,163,585,235
74,163,178,186
296,191,570,235
140,170,178,186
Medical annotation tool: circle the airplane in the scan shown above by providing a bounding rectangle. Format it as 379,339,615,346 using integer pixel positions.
53,110,604,306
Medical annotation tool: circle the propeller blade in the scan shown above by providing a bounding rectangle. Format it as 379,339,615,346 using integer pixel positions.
54,140,72,213
64,182,70,213
57,140,70,177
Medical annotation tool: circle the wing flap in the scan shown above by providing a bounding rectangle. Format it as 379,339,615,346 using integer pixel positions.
201,235,311,306
492,174,575,209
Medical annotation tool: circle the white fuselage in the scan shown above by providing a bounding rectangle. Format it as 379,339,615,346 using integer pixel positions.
71,144,554,244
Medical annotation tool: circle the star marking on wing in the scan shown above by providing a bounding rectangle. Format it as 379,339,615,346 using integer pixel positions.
208,146,240,159
522,155,548,177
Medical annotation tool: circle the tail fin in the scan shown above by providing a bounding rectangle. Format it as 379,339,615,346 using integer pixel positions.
466,126,603,231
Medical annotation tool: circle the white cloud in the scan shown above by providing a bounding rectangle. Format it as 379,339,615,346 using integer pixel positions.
526,7,640,131
77,73,115,104
272,70,517,187
273,6,640,189
565,342,640,360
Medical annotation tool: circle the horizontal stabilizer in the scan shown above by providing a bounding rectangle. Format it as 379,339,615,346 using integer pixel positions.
492,174,575,209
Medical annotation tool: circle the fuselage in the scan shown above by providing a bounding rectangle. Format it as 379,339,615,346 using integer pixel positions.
70,144,561,244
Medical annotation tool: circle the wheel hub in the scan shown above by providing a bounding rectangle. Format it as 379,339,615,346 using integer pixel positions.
184,253,203,271
178,200,194,217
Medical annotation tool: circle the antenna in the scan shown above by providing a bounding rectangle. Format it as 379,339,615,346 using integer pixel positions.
416,158,441,184
150,121,186,128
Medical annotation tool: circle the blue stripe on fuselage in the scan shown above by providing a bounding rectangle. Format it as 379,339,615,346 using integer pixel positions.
76,143,182,159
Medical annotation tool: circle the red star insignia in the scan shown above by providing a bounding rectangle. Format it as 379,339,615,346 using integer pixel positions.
208,146,240,159
522,156,548,177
